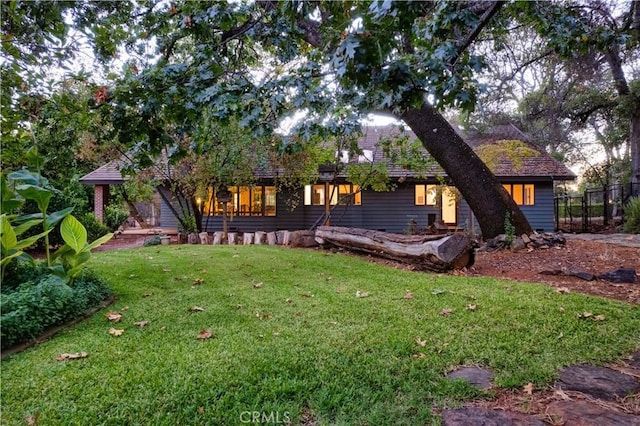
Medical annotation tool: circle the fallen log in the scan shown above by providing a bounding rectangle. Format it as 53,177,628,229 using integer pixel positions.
315,226,475,272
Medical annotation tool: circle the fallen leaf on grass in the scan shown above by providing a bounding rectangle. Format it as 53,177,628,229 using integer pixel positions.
134,321,149,327
197,329,212,340
198,406,204,415
578,311,593,318
594,314,606,321
255,311,273,320
253,282,263,288
55,352,88,361
412,352,426,359
109,328,124,337
193,278,204,286
355,290,370,298
523,382,534,395
466,304,477,311
142,292,154,298
121,306,129,311
555,287,571,294
105,311,122,322
403,291,415,300
189,306,205,312
415,338,427,347
439,308,453,316
25,413,40,425
162,268,171,273
300,291,313,297
285,298,293,304
431,289,446,295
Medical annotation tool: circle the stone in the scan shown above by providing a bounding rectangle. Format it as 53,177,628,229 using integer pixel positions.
289,230,318,248
556,365,640,400
441,407,545,426
510,237,526,252
546,400,640,426
521,233,531,244
598,268,637,283
446,366,493,390
568,270,596,281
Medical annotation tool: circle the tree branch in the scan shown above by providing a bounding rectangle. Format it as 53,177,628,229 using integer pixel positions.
449,1,505,67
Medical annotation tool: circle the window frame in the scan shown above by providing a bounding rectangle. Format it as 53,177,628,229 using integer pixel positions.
303,183,361,206
502,183,535,206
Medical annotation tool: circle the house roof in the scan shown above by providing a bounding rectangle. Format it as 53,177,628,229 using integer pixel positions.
79,159,128,184
356,124,576,181
80,123,576,185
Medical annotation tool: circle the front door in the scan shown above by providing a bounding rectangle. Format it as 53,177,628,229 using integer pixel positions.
441,186,457,225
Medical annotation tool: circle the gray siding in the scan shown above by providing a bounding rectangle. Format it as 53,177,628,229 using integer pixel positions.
157,181,557,234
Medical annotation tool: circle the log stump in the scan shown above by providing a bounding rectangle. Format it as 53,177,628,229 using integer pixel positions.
315,226,474,272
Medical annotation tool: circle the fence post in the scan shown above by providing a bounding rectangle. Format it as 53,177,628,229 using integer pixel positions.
603,184,609,226
582,190,588,233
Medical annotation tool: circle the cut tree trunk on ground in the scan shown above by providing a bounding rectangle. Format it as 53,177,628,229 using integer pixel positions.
315,226,475,272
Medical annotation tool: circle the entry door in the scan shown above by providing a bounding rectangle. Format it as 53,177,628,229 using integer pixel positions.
441,187,457,225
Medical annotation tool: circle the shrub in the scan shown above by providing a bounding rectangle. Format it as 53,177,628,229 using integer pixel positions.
104,204,129,232
623,197,640,234
0,269,112,349
78,212,111,243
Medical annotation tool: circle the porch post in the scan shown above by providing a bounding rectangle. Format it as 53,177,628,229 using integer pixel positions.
94,185,110,223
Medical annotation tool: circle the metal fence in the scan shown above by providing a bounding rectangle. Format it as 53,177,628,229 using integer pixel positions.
554,183,639,233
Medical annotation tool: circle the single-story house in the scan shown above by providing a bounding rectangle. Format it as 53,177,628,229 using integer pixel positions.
80,124,576,234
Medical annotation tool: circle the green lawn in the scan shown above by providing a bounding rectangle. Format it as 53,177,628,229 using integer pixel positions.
2,245,639,425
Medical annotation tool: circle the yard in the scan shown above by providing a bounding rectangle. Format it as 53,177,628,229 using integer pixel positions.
2,245,639,425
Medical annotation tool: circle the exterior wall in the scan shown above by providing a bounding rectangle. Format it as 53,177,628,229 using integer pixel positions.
157,181,557,234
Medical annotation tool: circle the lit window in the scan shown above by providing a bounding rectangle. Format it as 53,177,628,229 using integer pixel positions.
304,184,361,205
201,186,276,216
503,184,534,205
415,185,437,205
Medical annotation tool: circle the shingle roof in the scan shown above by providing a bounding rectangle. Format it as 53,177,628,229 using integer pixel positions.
79,159,128,184
80,123,576,185
357,124,576,181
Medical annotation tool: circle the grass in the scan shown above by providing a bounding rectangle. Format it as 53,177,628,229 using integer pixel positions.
2,245,639,425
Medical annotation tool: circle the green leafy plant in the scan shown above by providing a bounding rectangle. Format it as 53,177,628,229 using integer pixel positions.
0,214,50,280
7,169,73,266
623,197,640,234
51,215,113,282
504,212,516,245
0,269,112,349
104,204,129,232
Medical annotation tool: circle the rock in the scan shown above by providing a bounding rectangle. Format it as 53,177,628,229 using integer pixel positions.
521,233,531,244
568,270,596,281
446,366,493,390
598,268,638,283
556,365,640,400
289,230,318,248
510,237,526,252
441,407,545,426
546,400,640,426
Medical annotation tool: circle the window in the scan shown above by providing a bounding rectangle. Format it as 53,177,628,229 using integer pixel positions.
202,186,277,216
415,184,437,206
503,184,535,205
303,184,361,205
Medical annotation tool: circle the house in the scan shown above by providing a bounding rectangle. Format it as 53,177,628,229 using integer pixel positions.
80,124,576,235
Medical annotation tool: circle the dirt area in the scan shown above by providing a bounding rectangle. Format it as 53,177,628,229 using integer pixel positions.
470,239,640,305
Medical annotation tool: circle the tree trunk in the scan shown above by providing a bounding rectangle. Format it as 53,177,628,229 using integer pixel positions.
630,113,640,196
315,226,475,272
121,188,152,229
399,102,532,238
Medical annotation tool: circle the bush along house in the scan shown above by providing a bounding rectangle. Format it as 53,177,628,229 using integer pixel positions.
81,124,576,236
